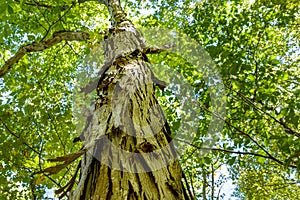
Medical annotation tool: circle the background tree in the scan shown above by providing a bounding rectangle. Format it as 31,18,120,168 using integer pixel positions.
0,0,299,199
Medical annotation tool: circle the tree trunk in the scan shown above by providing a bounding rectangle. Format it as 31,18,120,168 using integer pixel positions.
71,1,188,199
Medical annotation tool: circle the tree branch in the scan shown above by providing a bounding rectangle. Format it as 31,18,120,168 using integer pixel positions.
14,0,54,9
142,43,175,55
0,118,41,156
175,138,297,169
196,100,283,165
175,138,270,159
0,31,90,78
231,86,300,137
14,0,98,10
179,99,297,169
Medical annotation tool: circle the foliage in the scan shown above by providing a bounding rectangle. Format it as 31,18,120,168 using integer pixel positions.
233,160,300,199
139,0,300,198
0,0,108,198
0,0,299,199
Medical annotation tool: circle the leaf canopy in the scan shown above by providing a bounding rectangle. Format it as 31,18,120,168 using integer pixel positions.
0,0,299,199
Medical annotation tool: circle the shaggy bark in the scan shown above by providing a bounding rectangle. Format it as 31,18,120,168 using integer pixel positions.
71,0,189,199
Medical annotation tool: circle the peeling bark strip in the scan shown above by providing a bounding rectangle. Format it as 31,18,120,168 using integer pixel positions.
0,31,89,78
70,0,189,199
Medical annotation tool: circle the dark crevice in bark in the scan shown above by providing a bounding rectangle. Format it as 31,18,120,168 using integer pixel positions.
163,122,173,143
166,182,180,199
104,112,113,133
80,159,93,199
149,172,161,199
127,180,138,199
128,97,134,117
107,167,113,200
135,173,142,195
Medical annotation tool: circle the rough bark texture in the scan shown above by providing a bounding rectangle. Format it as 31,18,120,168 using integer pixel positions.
71,1,188,199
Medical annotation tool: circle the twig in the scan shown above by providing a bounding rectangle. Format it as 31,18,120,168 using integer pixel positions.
229,85,300,137
0,119,41,155
174,138,297,169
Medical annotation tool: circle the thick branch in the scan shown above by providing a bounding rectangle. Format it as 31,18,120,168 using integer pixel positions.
14,0,97,10
15,0,53,9
142,47,167,54
142,43,175,55
0,31,90,78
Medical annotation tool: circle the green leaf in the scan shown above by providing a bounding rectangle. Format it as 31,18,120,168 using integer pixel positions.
7,4,13,14
20,0,25,6
204,157,211,165
282,72,289,80
0,4,7,17
257,157,265,165
228,157,236,165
